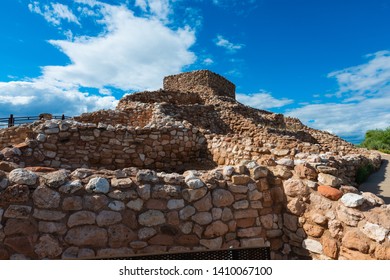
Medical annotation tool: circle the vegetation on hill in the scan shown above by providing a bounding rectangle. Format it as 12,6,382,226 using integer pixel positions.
359,127,390,154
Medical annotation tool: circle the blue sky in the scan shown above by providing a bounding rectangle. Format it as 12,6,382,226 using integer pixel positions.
1,0,390,143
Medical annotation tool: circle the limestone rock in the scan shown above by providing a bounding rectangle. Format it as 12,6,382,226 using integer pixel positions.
318,173,341,187
179,206,196,220
68,211,96,228
212,189,234,207
336,204,364,227
359,222,389,242
193,192,212,211
294,163,318,180
191,212,213,225
96,210,122,226
138,227,157,240
85,177,110,194
302,239,323,254
33,209,66,221
42,169,69,188
182,187,207,202
9,168,37,186
340,193,365,208
200,237,222,249
108,201,126,211
32,186,61,209
111,178,133,188
138,210,165,226
186,178,204,189
167,199,185,210
361,192,385,206
58,180,83,194
126,199,144,211
250,166,269,179
283,178,309,197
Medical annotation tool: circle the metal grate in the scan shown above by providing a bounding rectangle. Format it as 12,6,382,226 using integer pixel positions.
99,247,271,260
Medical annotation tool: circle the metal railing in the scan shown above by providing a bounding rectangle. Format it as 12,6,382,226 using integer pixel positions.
0,114,69,128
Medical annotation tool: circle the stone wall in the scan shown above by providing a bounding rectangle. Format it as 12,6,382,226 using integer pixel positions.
0,119,207,172
163,70,236,100
0,165,284,260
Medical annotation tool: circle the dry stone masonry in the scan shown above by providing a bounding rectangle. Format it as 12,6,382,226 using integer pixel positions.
0,70,388,259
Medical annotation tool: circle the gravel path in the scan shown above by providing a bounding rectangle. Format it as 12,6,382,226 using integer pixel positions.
359,153,390,204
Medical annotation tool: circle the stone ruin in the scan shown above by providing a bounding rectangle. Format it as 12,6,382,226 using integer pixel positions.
0,70,389,260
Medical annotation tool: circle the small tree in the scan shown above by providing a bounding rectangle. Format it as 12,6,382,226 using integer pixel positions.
359,127,390,154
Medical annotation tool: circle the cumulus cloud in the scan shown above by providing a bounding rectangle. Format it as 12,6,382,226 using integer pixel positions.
287,50,390,142
28,1,80,26
215,35,244,53
135,0,171,22
237,91,293,109
0,0,196,117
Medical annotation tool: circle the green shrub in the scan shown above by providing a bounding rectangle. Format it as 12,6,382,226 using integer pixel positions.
359,127,390,154
355,164,374,184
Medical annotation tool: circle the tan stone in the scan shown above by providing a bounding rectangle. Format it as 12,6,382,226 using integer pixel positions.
96,210,122,226
340,247,374,260
200,237,222,249
182,187,207,202
64,225,107,247
237,227,262,238
234,209,258,219
283,178,309,197
303,223,324,238
33,209,66,221
231,175,251,185
204,221,229,237
336,204,364,227
108,224,136,248
34,234,62,259
342,229,370,253
193,192,212,211
68,211,96,228
32,186,61,208
212,189,234,207
4,205,32,219
294,163,317,180
138,210,165,226
62,196,83,211
177,235,199,246
236,218,255,228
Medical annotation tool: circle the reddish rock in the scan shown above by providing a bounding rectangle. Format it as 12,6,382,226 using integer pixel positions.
149,234,174,246
38,222,66,234
108,224,137,248
321,234,339,259
204,221,229,238
375,244,390,260
177,235,199,246
62,196,83,211
237,227,262,238
122,210,138,230
25,167,57,173
234,209,258,219
4,219,38,236
0,184,30,203
4,235,38,257
33,209,66,221
166,211,179,226
318,185,343,201
236,218,255,228
146,199,167,210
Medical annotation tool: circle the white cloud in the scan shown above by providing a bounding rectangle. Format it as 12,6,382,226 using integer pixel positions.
215,35,244,53
28,2,80,26
0,1,197,117
0,80,117,116
203,58,214,65
237,91,293,109
287,50,390,142
135,0,171,22
44,3,195,91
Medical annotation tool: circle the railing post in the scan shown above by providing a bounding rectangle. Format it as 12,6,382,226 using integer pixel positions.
8,114,14,127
